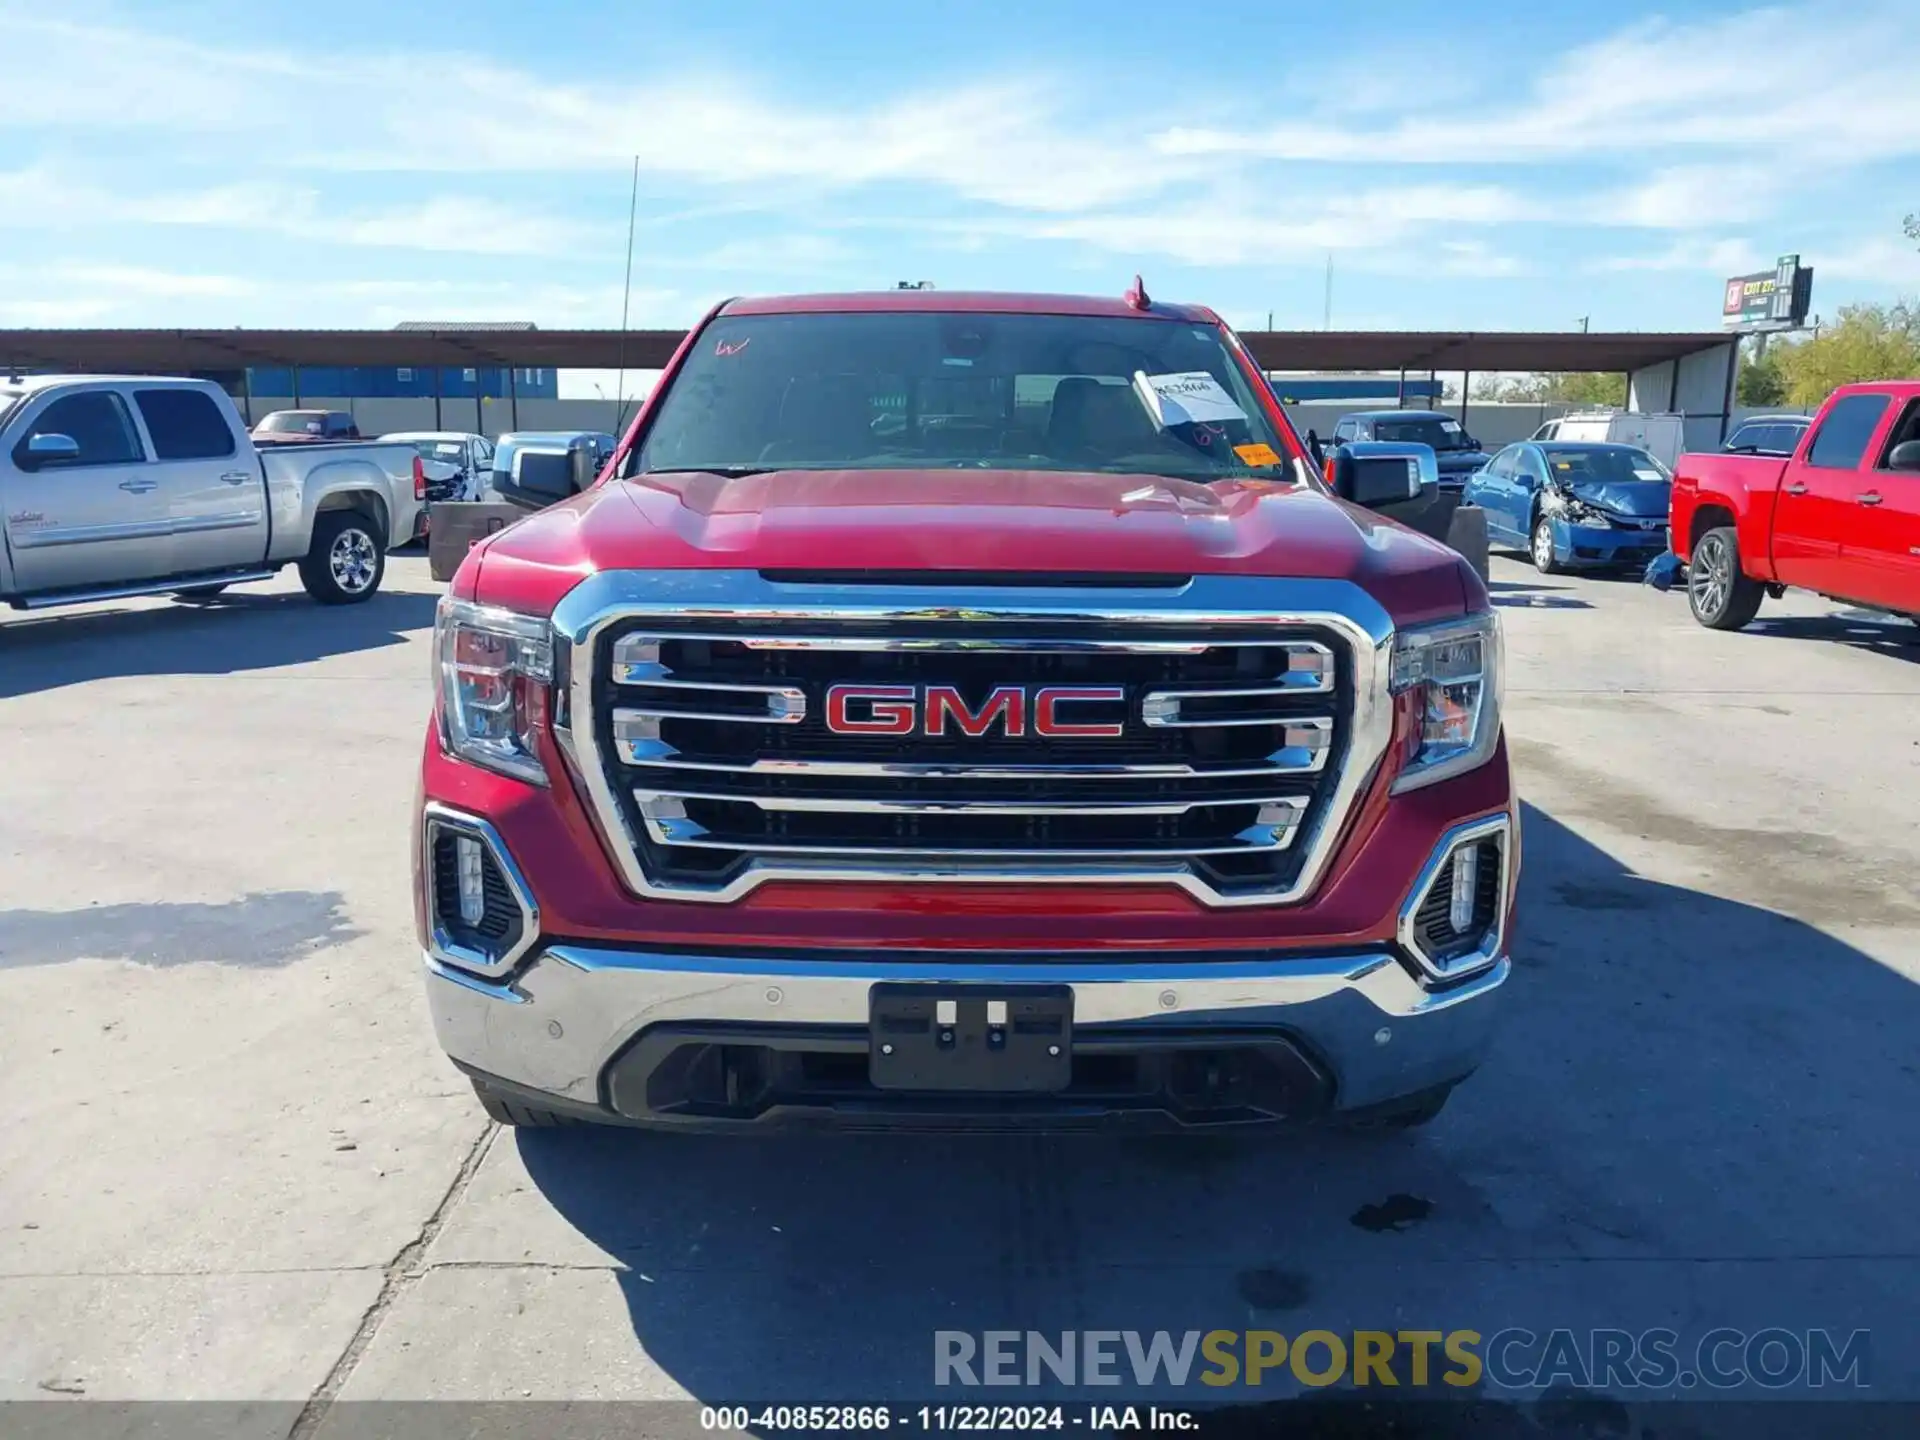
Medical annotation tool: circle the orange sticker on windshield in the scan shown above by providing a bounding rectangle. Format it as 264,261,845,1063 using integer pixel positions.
1234,443,1282,467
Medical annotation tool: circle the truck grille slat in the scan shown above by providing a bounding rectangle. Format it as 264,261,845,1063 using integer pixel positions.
580,612,1369,904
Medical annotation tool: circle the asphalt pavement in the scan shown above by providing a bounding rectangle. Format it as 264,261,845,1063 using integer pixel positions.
2,551,1918,1438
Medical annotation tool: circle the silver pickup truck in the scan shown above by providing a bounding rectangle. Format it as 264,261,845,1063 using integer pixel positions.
1,375,425,610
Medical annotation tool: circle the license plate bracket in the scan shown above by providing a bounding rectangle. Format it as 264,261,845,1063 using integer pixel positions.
869,984,1073,1092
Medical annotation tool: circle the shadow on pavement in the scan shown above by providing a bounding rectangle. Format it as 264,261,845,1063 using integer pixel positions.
511,801,1920,1428
0,588,438,699
1743,611,1920,665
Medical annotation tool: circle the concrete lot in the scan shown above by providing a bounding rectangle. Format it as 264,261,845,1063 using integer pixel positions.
2,552,1918,1433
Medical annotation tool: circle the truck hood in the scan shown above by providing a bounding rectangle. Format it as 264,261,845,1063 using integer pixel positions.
1560,477,1670,518
462,468,1472,624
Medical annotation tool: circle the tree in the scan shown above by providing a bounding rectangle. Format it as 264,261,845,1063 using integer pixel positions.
1907,213,1919,246
1773,300,1920,406
1736,343,1786,406
1468,372,1628,405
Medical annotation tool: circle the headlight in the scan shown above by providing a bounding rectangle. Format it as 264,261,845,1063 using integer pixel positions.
1388,610,1503,793
434,596,554,786
1541,488,1610,526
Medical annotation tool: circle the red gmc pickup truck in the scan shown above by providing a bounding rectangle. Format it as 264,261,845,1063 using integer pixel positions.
414,287,1517,1133
1670,381,1920,630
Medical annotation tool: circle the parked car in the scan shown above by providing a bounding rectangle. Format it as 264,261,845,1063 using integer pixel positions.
1,376,425,609
252,409,362,445
381,431,495,503
1669,382,1920,630
1466,441,1672,574
1529,412,1685,468
1328,409,1489,489
489,429,618,511
416,285,1515,1135
1722,414,1813,458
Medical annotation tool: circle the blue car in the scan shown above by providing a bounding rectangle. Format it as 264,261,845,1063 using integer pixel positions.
1464,441,1671,574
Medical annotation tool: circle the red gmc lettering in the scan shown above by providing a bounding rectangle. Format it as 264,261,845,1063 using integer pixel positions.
824,684,916,735
924,685,1027,737
1033,686,1125,738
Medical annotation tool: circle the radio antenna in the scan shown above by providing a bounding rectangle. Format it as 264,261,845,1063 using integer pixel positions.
612,154,640,433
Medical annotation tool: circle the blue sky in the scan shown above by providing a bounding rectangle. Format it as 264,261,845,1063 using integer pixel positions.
1,0,1916,363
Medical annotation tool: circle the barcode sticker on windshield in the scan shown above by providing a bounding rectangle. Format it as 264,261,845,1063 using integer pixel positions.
1134,371,1247,427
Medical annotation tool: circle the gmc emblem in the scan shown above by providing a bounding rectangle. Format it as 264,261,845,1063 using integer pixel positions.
823,684,1126,738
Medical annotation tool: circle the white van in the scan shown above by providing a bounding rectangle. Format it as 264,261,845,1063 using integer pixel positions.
1530,412,1686,468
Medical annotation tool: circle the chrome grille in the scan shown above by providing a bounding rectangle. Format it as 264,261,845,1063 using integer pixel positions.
551,573,1394,907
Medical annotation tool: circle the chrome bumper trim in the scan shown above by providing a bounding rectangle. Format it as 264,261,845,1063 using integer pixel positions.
421,802,541,980
424,945,1509,1114
1397,812,1516,981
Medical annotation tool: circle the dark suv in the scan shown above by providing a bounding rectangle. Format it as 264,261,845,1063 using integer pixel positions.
1330,410,1488,489
1722,414,1812,457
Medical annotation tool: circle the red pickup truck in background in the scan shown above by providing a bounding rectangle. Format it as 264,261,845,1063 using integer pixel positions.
1669,381,1920,630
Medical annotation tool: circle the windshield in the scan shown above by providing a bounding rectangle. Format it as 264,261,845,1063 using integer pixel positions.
407,440,467,462
635,311,1294,482
258,412,325,435
1374,416,1475,450
1542,446,1671,483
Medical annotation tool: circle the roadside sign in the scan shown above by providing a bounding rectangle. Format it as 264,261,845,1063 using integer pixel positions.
1722,255,1813,331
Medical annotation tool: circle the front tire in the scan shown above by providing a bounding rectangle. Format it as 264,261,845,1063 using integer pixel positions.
1530,515,1565,575
300,511,384,605
1686,526,1764,631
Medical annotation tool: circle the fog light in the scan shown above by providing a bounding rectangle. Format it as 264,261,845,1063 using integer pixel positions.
1449,844,1479,933
455,834,486,926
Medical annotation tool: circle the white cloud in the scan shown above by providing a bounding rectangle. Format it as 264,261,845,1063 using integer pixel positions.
0,167,607,257
29,264,262,298
0,297,120,325
0,0,1910,314
1817,238,1920,290
1593,238,1766,274
0,12,1209,213
1597,165,1785,231
1153,4,1920,168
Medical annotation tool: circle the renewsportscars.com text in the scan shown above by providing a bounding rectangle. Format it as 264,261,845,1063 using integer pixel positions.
934,1328,1870,1391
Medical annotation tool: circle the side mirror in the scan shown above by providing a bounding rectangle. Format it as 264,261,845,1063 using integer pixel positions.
22,432,81,469
505,447,578,508
1326,441,1436,508
568,442,597,494
1886,439,1920,472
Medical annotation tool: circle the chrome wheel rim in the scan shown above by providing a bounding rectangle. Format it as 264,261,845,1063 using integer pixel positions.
1691,535,1729,617
1532,522,1554,568
329,529,378,593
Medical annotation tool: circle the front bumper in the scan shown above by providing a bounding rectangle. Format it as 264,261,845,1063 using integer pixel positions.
1547,516,1669,568
419,778,1517,1130
425,939,1511,1132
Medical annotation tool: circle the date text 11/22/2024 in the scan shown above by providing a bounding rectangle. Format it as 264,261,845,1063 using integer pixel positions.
700,1406,1198,1432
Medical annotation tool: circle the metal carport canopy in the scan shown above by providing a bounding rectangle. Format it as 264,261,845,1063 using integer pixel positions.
0,327,1731,375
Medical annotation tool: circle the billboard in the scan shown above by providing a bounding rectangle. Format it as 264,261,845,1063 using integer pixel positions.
1722,255,1813,330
